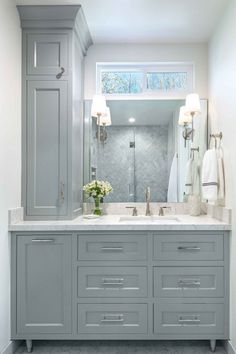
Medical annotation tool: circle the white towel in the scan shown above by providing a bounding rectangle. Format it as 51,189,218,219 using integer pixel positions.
202,149,218,201
185,158,200,196
217,149,225,201
185,158,193,195
167,153,178,202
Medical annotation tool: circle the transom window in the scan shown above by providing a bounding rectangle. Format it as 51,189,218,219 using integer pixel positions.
97,63,194,98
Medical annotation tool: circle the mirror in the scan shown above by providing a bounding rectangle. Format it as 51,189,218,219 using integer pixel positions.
84,99,207,203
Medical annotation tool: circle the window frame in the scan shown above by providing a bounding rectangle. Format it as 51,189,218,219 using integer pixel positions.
96,62,195,100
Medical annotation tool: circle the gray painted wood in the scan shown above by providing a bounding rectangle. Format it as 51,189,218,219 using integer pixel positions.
17,5,92,55
154,266,224,298
27,33,68,76
11,230,229,348
78,304,148,334
77,233,148,261
18,5,90,220
153,233,224,261
26,80,68,217
78,266,148,298
16,235,72,334
154,302,224,335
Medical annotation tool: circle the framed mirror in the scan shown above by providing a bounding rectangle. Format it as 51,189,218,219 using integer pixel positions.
84,99,208,203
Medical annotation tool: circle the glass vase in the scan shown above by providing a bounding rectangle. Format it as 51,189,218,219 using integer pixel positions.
93,197,103,216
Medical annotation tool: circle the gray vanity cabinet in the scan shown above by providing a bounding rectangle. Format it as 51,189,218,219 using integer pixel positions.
17,5,92,220
11,230,229,354
15,235,72,334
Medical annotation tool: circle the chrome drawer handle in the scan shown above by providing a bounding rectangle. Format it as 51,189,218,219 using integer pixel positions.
101,247,124,252
31,239,55,243
102,278,124,286
178,279,200,287
177,246,200,251
178,316,200,324
101,314,124,323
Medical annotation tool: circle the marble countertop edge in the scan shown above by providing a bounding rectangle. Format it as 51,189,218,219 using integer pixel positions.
8,214,231,232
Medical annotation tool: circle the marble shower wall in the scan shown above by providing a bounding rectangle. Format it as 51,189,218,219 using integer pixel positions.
92,123,173,202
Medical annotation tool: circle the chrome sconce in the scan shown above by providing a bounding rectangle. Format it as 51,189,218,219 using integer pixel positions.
178,94,201,147
91,95,112,144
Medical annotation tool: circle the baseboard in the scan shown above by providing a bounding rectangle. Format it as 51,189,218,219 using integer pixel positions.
222,340,236,354
1,340,22,354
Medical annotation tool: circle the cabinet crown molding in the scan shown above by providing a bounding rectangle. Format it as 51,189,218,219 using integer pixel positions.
17,5,93,55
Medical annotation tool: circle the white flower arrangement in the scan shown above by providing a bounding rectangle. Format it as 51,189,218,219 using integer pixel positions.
83,180,113,199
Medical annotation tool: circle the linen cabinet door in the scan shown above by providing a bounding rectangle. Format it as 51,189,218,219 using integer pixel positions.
27,33,68,76
26,80,68,217
16,235,72,334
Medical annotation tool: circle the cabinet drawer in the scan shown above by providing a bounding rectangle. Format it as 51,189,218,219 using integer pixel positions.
78,304,147,334
153,234,224,261
154,267,224,298
27,33,68,76
78,267,147,298
78,234,147,261
154,302,224,335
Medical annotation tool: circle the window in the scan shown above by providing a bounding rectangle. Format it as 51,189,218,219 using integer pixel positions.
101,71,143,94
97,63,194,97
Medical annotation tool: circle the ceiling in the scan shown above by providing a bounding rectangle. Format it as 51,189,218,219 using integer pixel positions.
107,100,184,126
16,0,228,44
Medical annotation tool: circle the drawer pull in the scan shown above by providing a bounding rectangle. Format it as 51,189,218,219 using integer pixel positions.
178,316,200,325
177,246,200,251
31,239,54,243
101,247,124,252
102,278,124,286
101,314,124,323
178,279,200,287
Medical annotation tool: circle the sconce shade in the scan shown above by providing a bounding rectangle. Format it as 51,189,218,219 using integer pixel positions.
91,95,107,117
98,106,112,126
178,106,192,126
185,93,201,116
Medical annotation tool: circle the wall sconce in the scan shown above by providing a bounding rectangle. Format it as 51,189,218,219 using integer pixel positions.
96,106,112,144
178,105,193,147
184,93,201,142
91,95,107,143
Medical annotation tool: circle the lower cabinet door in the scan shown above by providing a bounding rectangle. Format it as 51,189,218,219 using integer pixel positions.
16,235,72,334
78,304,148,334
154,302,224,335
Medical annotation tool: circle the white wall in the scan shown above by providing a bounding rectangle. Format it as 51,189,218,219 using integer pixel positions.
208,0,236,349
84,43,208,99
0,0,21,352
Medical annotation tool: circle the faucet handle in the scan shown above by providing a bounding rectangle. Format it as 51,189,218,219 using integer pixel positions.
126,206,138,216
159,206,172,216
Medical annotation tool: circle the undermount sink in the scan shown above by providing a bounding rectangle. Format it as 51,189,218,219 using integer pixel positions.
119,215,180,222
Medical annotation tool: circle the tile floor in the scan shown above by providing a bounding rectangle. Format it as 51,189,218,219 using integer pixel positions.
15,340,226,354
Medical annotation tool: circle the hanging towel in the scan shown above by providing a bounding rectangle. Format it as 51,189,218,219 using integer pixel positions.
185,158,194,195
185,158,200,196
167,153,178,202
217,148,225,202
201,149,218,201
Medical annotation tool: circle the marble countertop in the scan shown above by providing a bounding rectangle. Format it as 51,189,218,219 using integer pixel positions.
9,214,231,232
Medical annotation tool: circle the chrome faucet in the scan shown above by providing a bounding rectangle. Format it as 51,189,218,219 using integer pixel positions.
145,187,151,216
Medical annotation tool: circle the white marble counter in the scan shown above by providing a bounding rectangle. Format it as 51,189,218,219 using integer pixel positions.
9,214,231,232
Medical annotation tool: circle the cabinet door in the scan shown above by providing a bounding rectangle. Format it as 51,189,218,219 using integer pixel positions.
26,80,68,217
16,235,72,334
27,33,68,76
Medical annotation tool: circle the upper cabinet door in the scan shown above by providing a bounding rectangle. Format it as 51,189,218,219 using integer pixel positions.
27,33,68,76
26,80,68,217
